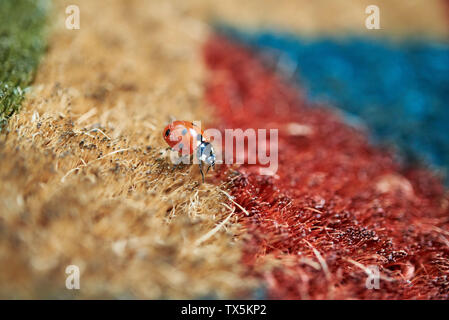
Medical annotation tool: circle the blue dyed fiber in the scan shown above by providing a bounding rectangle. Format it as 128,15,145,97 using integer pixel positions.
218,26,449,181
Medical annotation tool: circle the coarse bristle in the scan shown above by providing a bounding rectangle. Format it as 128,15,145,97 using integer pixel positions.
0,0,257,299
204,36,449,299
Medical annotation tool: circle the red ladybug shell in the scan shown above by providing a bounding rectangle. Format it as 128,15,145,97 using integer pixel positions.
163,121,204,154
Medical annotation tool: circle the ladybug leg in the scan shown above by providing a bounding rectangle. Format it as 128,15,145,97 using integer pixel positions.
199,162,205,183
171,157,182,172
171,154,189,172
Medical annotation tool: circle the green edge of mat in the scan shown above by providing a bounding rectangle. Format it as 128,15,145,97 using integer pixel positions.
0,0,50,130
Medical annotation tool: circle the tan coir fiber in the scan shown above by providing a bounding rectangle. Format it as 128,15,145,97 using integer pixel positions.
0,0,257,299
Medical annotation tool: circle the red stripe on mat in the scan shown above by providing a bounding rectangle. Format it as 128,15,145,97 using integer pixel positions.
204,36,449,299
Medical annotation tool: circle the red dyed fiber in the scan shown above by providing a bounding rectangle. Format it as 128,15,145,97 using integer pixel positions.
204,36,449,299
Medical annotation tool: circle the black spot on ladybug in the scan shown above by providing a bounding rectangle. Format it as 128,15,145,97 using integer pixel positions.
165,129,170,137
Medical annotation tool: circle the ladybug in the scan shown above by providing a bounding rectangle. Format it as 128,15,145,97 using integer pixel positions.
163,121,216,182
